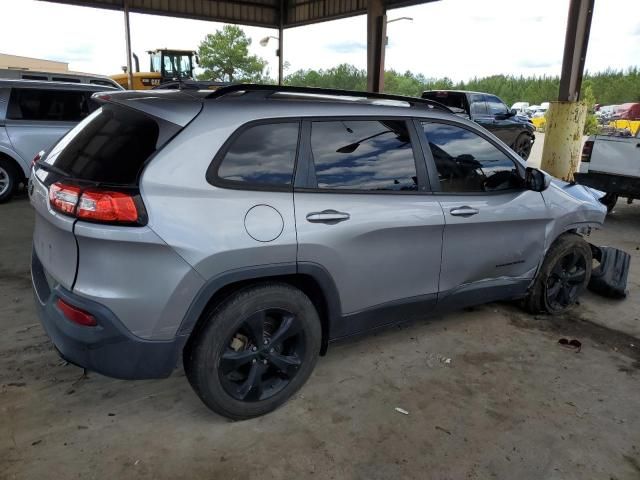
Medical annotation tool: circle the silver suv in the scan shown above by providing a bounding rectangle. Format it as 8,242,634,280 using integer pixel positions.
0,79,118,202
30,85,607,419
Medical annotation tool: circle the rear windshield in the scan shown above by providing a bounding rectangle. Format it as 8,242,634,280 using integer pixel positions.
422,92,468,111
41,103,179,185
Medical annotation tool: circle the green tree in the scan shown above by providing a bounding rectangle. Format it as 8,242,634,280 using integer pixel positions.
197,25,267,82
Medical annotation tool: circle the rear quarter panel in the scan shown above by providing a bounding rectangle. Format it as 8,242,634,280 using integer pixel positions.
139,105,299,282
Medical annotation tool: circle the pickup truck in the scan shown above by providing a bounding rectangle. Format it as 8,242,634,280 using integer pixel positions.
575,130,640,212
421,90,536,159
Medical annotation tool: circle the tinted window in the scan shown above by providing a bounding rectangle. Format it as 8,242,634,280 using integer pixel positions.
22,74,47,81
216,122,299,187
422,92,467,111
470,94,488,115
7,88,91,121
422,122,522,193
310,120,417,191
486,95,508,115
41,103,176,185
53,77,80,83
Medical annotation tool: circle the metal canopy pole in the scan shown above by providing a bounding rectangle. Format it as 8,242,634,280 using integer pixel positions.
367,0,386,92
123,0,134,90
558,0,595,101
278,0,284,85
540,0,595,181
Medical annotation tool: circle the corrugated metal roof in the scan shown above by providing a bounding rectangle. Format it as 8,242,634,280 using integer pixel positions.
39,0,438,28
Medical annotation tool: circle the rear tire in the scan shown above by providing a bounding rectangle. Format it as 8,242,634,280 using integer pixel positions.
524,233,592,314
600,193,618,214
184,283,321,420
512,133,533,160
0,158,19,203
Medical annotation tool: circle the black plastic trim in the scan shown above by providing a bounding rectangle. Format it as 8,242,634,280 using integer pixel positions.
32,249,183,380
207,83,454,113
176,262,299,335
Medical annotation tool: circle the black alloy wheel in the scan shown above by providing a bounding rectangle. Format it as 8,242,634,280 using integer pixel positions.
219,308,305,402
184,283,321,419
545,250,588,310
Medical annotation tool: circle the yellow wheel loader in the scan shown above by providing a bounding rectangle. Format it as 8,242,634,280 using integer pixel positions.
111,49,198,90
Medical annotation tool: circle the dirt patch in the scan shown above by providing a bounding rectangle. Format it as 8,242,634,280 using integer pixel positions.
505,302,640,365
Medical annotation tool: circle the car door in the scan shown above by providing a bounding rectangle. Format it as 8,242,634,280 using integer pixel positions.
4,88,90,164
485,94,518,146
417,119,549,307
469,94,494,131
294,118,445,338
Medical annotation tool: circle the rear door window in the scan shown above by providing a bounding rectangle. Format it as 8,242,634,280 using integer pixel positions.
7,88,92,121
309,120,418,192
211,122,300,189
40,103,179,185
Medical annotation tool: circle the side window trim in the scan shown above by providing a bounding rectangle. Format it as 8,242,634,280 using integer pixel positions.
206,117,302,192
416,118,525,196
295,116,430,195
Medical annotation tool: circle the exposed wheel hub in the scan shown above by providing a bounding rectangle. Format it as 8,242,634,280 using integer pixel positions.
219,308,305,402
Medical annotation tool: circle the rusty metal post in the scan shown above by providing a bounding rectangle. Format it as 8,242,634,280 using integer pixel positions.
367,0,386,92
541,0,594,180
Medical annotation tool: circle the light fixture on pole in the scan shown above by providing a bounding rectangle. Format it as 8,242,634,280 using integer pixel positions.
260,35,283,85
385,16,412,46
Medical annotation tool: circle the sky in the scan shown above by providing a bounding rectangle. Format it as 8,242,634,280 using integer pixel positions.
0,0,638,82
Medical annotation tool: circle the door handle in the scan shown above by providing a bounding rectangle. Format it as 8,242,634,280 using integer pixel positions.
306,209,350,223
450,206,479,217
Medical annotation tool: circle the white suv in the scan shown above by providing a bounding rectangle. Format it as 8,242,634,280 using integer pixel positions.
0,79,117,202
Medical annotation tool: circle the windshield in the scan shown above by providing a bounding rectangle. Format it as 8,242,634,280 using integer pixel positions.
150,52,161,73
162,53,192,78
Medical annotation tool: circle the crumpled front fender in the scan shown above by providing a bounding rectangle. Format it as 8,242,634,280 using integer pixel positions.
541,178,607,251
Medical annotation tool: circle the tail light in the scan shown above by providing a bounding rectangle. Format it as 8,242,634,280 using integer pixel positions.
48,181,145,225
49,183,81,214
77,189,139,223
56,298,97,327
581,140,594,163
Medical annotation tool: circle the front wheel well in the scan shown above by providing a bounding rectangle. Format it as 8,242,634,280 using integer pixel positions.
0,152,27,183
185,274,332,357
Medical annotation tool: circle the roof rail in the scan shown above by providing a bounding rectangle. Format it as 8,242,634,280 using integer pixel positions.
207,83,453,113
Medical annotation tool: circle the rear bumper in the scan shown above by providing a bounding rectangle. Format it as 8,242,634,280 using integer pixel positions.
31,249,185,380
574,172,640,198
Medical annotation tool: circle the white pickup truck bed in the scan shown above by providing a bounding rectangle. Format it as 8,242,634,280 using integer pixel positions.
575,131,640,211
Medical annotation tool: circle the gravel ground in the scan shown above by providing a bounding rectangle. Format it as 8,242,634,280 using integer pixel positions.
1,191,639,480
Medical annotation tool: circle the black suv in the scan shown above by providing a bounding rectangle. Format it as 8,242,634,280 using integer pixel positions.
422,90,536,160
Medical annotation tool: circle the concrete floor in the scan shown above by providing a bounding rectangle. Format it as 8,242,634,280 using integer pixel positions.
2,192,640,480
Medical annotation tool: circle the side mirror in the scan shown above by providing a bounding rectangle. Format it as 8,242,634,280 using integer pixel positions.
525,167,551,192
510,108,518,115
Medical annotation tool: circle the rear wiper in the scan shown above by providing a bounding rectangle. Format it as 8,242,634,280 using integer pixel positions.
35,160,71,178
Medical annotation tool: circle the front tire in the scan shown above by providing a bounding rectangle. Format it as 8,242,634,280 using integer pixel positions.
524,234,592,314
512,133,533,160
0,158,19,203
184,283,321,420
